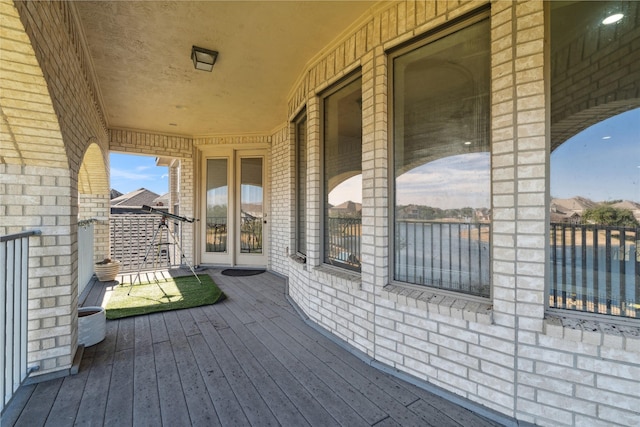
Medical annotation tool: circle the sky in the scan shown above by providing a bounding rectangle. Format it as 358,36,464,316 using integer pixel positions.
110,153,168,195
110,108,638,203
551,108,639,202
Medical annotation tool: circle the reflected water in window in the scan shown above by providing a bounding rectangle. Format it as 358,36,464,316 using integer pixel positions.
550,1,639,319
392,18,491,297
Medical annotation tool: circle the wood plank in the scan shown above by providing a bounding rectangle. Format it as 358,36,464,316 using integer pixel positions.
163,311,220,427
215,318,312,426
0,383,35,427
104,348,134,426
147,312,169,343
4,269,508,427
44,354,93,426
153,340,191,426
217,288,387,425
239,315,370,426
407,394,502,427
13,379,62,427
73,320,118,426
186,331,249,426
115,316,135,351
195,310,280,426
132,315,162,427
176,307,201,337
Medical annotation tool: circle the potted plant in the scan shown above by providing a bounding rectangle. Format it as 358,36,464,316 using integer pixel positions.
94,258,121,282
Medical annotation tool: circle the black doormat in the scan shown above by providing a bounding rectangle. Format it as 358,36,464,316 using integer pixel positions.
221,269,265,277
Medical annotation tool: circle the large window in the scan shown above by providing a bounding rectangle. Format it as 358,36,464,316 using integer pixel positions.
550,1,639,319
391,16,491,297
295,111,307,258
322,75,362,271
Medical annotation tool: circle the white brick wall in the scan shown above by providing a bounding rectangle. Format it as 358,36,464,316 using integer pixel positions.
271,1,640,426
5,0,639,425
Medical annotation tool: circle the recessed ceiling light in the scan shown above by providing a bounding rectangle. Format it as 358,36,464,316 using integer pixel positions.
602,13,624,25
464,141,472,145
602,136,611,140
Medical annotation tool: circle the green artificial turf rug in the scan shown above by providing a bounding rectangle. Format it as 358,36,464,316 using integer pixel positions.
106,274,226,320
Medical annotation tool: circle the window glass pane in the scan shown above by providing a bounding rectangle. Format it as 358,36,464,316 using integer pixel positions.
324,77,362,271
240,157,263,254
550,1,639,318
206,159,227,253
297,114,307,256
393,19,490,297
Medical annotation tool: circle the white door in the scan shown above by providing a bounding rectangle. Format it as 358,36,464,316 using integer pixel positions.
201,150,267,267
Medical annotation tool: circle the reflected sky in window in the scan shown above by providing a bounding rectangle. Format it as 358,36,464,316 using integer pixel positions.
552,108,639,202
396,152,490,209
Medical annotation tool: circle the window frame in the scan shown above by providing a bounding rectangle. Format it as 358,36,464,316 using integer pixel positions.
294,108,308,260
319,70,363,272
387,9,492,299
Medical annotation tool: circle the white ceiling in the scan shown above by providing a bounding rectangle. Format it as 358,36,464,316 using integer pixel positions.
73,1,377,137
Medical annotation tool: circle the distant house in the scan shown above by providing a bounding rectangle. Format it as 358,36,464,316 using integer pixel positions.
110,188,168,214
550,197,640,224
328,200,362,217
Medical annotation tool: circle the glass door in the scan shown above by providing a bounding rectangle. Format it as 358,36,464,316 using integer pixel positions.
201,150,267,267
203,158,230,265
236,155,266,266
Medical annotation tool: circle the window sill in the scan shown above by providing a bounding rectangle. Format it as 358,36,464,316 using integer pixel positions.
313,264,362,290
289,254,306,265
381,284,493,325
544,313,640,353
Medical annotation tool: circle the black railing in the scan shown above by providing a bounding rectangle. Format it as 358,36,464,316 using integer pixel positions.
550,222,638,318
240,213,262,254
327,217,361,271
206,217,227,253
395,220,491,297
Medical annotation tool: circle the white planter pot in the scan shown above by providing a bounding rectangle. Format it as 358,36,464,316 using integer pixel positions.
94,260,121,282
78,306,106,347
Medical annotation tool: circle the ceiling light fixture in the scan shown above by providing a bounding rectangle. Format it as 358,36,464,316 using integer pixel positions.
602,13,624,25
191,46,218,72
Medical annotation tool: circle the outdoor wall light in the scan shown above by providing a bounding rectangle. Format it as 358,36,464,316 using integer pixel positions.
191,46,218,72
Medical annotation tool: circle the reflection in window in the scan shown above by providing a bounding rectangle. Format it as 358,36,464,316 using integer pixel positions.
392,17,490,297
206,159,228,252
323,76,362,271
550,1,639,319
240,158,263,254
296,112,307,257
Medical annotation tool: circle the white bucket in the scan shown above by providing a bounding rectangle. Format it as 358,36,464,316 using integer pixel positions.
78,306,106,347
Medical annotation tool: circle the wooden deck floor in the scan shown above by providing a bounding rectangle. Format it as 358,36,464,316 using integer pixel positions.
2,269,504,427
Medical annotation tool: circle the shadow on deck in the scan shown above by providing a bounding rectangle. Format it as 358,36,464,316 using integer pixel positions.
2,268,507,427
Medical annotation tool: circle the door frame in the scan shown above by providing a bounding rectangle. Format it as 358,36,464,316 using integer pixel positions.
199,145,269,268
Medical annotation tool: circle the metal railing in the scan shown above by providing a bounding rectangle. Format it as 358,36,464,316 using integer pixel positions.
550,222,639,318
395,220,491,297
206,217,227,253
326,217,362,271
110,215,185,273
1,230,40,413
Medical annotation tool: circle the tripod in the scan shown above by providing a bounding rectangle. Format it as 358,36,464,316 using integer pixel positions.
129,213,201,295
